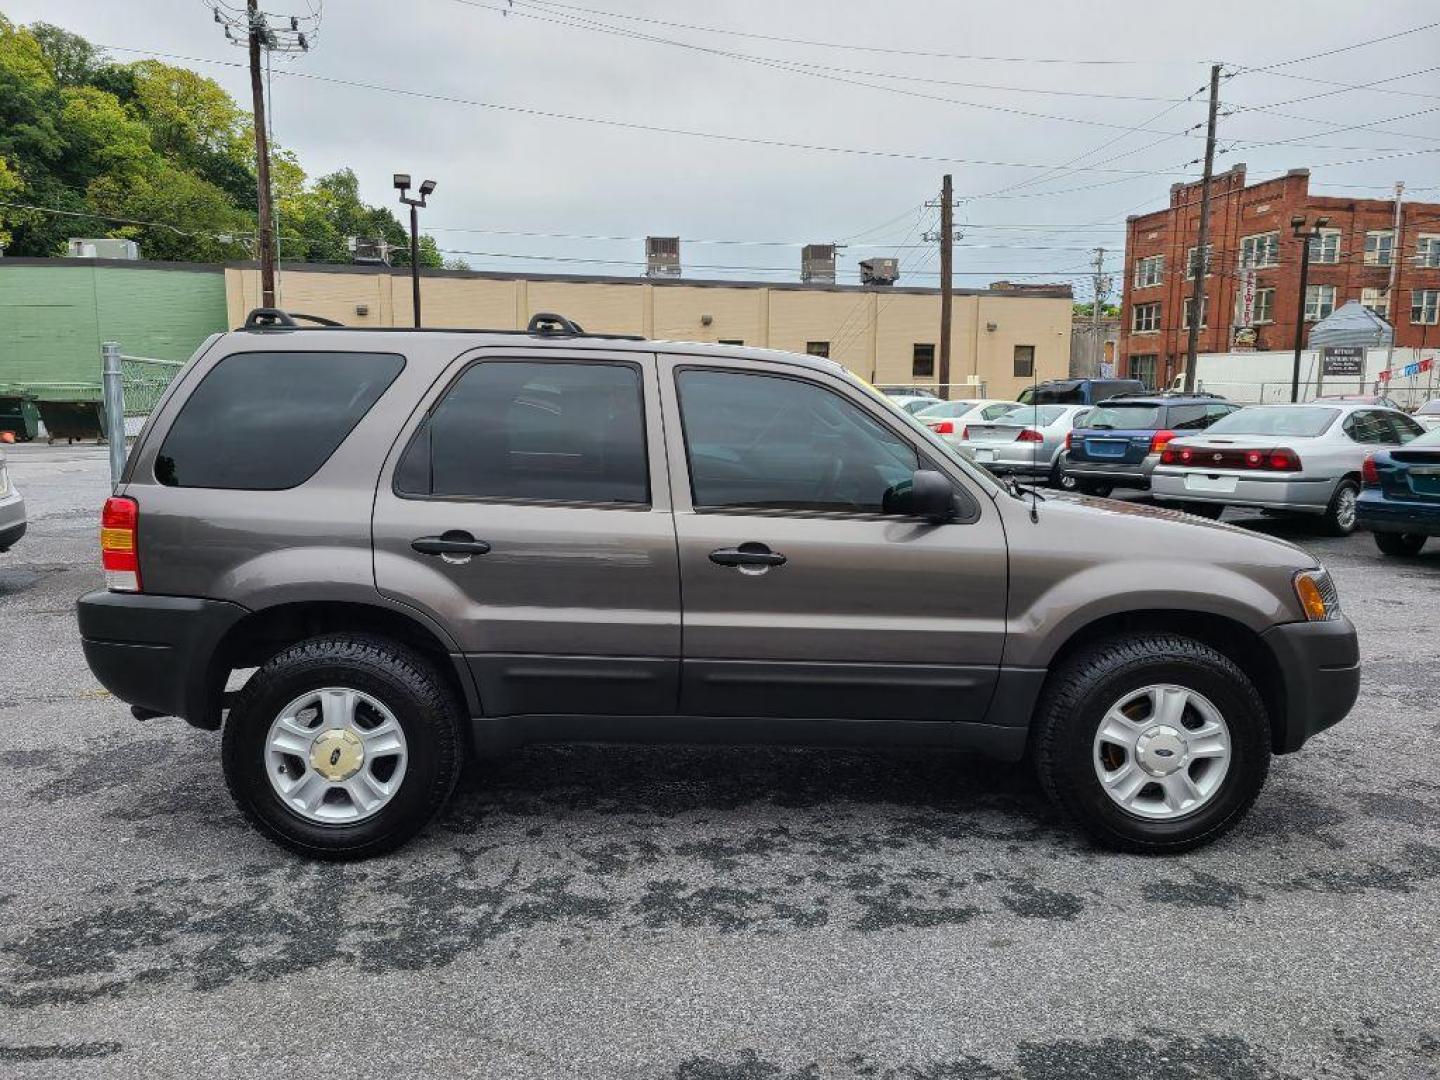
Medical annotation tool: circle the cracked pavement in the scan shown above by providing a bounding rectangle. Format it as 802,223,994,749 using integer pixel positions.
1,445,1437,1079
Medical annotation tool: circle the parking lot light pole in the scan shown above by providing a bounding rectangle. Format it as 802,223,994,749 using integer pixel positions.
1289,214,1330,403
394,175,436,328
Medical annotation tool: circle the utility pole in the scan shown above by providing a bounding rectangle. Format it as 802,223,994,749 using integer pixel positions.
1183,62,1222,392
1289,215,1330,403
939,174,954,399
1383,180,1404,378
246,0,276,308
1091,247,1110,377
212,3,313,310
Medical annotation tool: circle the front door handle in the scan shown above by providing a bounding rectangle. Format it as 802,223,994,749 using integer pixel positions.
412,531,491,556
709,543,786,568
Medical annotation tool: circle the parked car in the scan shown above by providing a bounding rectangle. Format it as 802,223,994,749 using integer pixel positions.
1062,394,1237,496
888,394,947,416
951,404,1091,487
0,446,25,553
78,310,1359,858
915,398,1026,441
878,386,939,400
1152,402,1426,535
1016,378,1145,406
1357,425,1440,555
1413,399,1440,431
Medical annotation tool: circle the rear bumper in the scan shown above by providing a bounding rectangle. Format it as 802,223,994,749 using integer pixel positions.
1260,616,1360,754
77,591,249,729
1356,491,1440,536
955,444,1052,475
1062,453,1159,488
1152,471,1334,513
0,492,25,551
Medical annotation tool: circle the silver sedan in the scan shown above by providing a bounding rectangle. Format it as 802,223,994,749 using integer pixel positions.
951,404,1091,486
1151,402,1427,535
0,447,25,553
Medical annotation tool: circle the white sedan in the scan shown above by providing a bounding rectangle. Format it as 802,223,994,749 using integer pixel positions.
1151,401,1426,535
914,399,1027,443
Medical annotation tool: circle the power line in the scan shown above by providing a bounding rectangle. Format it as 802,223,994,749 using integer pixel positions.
1237,20,1439,73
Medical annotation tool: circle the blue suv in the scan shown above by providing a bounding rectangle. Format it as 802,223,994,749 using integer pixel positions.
1062,394,1237,496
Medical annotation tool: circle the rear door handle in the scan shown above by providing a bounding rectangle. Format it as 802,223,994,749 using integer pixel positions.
709,543,786,568
412,531,491,556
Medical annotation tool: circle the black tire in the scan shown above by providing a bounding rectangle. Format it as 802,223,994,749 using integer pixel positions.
1031,633,1271,854
1051,459,1079,491
222,634,463,860
1374,531,1427,556
1320,478,1361,537
1079,480,1114,497
1181,501,1225,520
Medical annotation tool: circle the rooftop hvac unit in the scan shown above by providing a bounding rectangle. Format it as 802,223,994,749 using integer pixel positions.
859,257,899,286
646,236,681,278
801,244,836,284
347,237,393,265
67,238,140,260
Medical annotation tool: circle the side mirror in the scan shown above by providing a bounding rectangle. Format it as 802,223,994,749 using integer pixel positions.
895,469,955,523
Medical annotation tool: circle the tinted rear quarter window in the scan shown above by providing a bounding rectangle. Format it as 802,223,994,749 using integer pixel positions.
156,350,404,489
1084,403,1163,429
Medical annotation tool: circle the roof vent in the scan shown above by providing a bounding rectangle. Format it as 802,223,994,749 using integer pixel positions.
67,238,139,260
347,237,393,265
859,257,898,286
646,236,681,278
802,244,836,284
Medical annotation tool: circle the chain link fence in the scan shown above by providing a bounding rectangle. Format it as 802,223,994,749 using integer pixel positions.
119,354,185,422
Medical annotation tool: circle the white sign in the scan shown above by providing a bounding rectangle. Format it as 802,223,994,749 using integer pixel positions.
1236,270,1257,327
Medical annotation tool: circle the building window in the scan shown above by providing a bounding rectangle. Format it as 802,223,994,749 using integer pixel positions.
1307,229,1341,265
1128,354,1158,387
1234,286,1275,325
1413,289,1440,325
1239,232,1279,269
1133,254,1164,288
1132,302,1161,333
1182,295,1208,330
1185,244,1213,280
718,338,744,346
1304,284,1336,322
1416,235,1440,269
1361,288,1390,320
910,343,935,378
1013,345,1035,378
1364,231,1394,267
805,341,830,358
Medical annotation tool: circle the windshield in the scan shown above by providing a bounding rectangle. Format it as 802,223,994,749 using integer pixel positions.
1082,403,1162,430
1204,406,1339,437
915,399,981,419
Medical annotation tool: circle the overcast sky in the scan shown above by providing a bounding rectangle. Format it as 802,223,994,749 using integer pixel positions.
9,0,1440,294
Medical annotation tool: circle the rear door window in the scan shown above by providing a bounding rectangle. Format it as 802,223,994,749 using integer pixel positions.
155,350,405,489
396,360,648,504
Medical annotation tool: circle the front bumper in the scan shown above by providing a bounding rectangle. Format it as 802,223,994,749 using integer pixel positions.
1260,616,1360,753
1152,470,1334,513
77,591,249,729
0,491,25,552
1356,491,1440,536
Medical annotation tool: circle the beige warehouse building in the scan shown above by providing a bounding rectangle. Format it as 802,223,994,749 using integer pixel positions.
226,263,1072,399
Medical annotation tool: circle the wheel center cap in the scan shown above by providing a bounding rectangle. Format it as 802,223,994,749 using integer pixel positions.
1136,725,1188,777
310,728,364,781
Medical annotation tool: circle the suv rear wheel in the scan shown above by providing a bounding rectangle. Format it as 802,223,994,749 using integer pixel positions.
222,634,463,859
1032,634,1270,853
1374,531,1426,556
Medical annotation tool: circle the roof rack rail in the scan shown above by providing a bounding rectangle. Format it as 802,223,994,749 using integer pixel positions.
527,312,586,336
242,308,345,330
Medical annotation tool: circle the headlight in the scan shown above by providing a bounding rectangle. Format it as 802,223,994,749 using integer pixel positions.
1294,568,1341,621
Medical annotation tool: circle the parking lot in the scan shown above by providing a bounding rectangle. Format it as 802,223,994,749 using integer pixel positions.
1,442,1437,1079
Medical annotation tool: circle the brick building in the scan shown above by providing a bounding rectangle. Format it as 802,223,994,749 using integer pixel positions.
1118,165,1440,387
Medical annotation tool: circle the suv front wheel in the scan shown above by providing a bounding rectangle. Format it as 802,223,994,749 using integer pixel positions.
222,634,463,859
1031,634,1271,853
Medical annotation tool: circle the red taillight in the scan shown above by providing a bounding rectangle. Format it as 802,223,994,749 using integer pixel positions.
1149,429,1177,454
101,496,140,593
1267,448,1301,472
1361,453,1380,487
929,420,954,435
1016,428,1044,443
1160,446,1178,464
1065,431,1074,451
960,425,972,440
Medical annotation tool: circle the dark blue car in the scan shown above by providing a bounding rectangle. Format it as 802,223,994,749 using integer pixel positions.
1061,394,1237,496
1358,425,1440,555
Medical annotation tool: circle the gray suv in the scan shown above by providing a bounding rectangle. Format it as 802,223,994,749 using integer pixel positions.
77,311,1360,859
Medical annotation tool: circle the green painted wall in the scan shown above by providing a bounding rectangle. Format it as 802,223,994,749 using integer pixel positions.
0,262,227,400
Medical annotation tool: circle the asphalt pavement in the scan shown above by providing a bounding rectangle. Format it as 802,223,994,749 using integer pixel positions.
1,444,1438,1079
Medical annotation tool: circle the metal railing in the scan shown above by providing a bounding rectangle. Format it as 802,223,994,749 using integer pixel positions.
100,343,186,485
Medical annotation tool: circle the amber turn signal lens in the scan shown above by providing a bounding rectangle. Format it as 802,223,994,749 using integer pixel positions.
1294,574,1328,621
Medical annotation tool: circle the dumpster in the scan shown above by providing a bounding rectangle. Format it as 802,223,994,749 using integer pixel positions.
36,400,107,444
0,392,40,442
